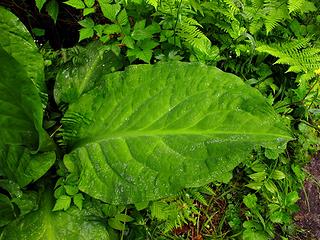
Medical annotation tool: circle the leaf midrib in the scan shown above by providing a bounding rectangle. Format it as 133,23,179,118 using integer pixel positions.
71,129,291,149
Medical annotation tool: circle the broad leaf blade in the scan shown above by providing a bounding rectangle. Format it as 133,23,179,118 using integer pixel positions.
62,62,291,204
54,42,123,104
1,189,111,240
0,145,55,187
0,6,47,105
0,48,44,149
0,194,15,227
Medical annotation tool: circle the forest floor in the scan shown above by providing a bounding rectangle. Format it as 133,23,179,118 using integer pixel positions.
295,151,320,240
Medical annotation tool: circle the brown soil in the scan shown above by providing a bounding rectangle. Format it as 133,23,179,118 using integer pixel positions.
295,152,320,240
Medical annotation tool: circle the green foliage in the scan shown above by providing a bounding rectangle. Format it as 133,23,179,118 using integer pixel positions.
54,41,123,104
1,0,320,239
1,188,112,239
61,62,291,204
256,38,320,82
0,6,47,105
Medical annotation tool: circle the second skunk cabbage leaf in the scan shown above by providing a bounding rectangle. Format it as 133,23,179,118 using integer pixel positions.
0,189,111,240
0,145,55,187
0,47,46,150
0,50,55,187
0,6,47,104
62,62,292,204
54,41,123,105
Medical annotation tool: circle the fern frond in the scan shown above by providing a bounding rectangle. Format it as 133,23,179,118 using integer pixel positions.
188,190,208,206
264,6,289,34
177,17,211,54
288,0,305,13
223,0,240,14
146,0,160,9
257,39,320,83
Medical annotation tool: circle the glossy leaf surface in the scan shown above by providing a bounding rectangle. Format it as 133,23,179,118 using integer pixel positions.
0,48,45,149
0,6,47,104
54,41,123,104
62,62,291,204
0,145,55,187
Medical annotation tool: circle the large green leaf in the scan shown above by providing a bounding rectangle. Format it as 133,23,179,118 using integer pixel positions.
0,145,55,187
62,62,291,204
0,189,110,240
0,194,15,227
54,41,123,105
0,47,54,188
0,6,47,104
0,47,45,149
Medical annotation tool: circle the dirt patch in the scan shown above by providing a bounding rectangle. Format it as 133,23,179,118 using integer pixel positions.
295,152,320,239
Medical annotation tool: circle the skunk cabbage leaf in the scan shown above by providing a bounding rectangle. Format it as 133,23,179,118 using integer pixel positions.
0,48,55,184
0,47,47,149
0,6,47,104
0,145,55,187
62,62,292,204
54,41,123,105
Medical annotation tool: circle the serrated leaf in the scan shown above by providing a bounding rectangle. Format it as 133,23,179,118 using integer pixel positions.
98,1,120,21
64,185,79,195
94,24,104,36
61,62,291,204
73,193,84,210
64,0,85,9
84,0,95,7
145,23,161,35
53,195,71,211
79,27,94,41
136,49,153,63
83,7,95,16
131,20,154,41
79,18,95,28
140,39,159,50
122,35,135,49
54,186,65,199
103,24,122,34
46,0,59,23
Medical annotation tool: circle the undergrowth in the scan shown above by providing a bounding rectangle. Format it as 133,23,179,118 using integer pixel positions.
0,0,319,239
